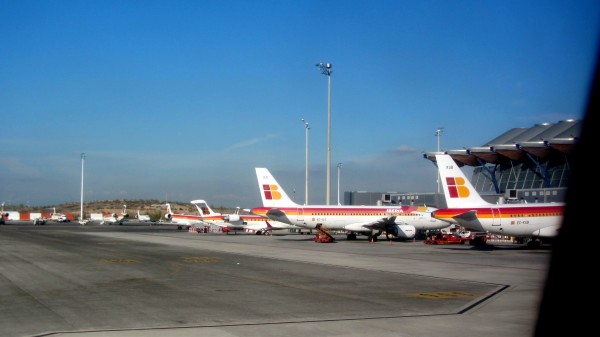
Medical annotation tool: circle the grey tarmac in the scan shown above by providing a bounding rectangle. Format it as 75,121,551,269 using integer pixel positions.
0,221,550,337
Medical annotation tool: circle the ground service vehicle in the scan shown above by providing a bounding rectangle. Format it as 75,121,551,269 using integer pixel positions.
313,224,335,243
424,233,469,245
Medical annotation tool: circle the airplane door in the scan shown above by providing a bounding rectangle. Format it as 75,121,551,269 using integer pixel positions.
296,207,304,222
491,208,501,227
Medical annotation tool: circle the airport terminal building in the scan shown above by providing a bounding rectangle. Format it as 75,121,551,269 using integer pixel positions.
346,119,579,208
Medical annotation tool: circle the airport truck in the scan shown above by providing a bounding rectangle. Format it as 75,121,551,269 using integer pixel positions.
424,232,469,245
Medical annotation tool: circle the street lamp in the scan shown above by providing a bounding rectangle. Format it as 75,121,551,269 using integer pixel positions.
337,163,342,205
316,61,332,205
301,118,310,205
435,127,443,193
80,153,85,224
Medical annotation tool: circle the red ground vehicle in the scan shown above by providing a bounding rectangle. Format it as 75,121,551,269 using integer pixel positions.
424,232,470,245
468,232,489,246
313,224,335,243
314,234,335,243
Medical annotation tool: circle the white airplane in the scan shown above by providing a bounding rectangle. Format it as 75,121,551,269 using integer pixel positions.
136,210,151,222
90,206,129,225
250,168,448,242
48,207,69,222
432,154,564,246
164,203,205,230
191,200,300,235
0,202,6,225
163,200,296,234
102,212,129,225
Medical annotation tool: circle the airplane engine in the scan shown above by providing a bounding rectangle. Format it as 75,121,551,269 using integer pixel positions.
387,224,416,239
224,214,240,222
165,213,172,220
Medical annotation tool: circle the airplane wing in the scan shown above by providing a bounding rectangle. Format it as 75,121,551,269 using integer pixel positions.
533,225,560,237
452,210,478,221
243,221,274,232
210,222,245,229
343,217,416,240
266,208,286,217
343,217,398,232
261,208,294,225
434,209,485,233
244,220,298,232
170,217,208,227
432,209,477,224
196,219,217,227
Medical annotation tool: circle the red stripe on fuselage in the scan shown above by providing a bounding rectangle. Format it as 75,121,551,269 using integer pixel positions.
433,205,564,219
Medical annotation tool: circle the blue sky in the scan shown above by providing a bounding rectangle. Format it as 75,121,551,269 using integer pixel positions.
1,0,598,208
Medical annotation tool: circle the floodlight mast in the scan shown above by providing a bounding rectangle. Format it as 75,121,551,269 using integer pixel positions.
436,127,444,152
80,153,85,224
301,118,310,205
337,162,342,205
316,61,332,205
435,127,444,193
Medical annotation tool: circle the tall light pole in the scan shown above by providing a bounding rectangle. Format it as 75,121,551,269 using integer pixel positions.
301,118,310,205
435,127,443,193
80,153,85,224
316,61,332,204
337,162,342,205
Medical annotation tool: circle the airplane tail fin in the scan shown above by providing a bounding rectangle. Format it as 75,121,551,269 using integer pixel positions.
435,154,490,208
164,203,174,221
191,200,220,217
255,168,299,207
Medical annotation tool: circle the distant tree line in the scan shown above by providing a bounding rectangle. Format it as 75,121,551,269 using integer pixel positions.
3,199,239,218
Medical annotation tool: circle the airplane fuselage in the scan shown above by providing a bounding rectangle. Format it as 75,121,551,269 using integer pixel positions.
432,204,564,237
169,211,295,233
168,214,204,227
50,213,69,222
251,205,446,233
